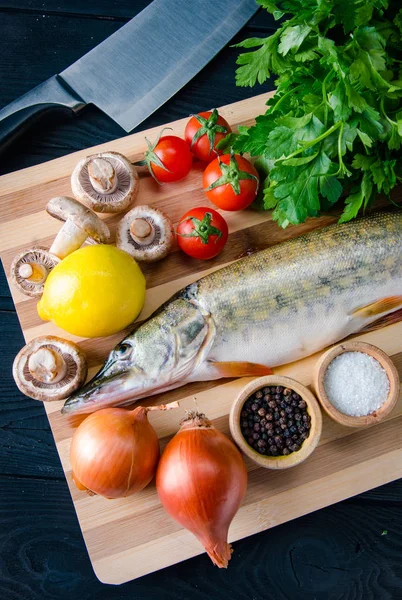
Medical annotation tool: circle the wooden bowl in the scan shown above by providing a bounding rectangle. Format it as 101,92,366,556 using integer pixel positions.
229,375,322,470
313,341,400,428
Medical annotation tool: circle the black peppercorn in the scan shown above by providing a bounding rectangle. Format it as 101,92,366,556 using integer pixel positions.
240,386,311,458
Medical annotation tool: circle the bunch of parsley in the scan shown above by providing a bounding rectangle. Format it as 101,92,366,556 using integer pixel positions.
229,0,402,226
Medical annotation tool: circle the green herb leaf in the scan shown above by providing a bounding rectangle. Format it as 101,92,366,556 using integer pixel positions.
339,171,373,223
278,25,312,56
233,0,402,226
272,151,333,224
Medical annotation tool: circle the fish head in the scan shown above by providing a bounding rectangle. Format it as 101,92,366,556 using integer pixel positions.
62,295,213,414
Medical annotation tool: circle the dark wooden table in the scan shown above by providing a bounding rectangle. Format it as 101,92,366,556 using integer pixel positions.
1,2,401,598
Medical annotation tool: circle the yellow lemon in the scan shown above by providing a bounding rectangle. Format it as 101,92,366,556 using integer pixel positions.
38,245,146,338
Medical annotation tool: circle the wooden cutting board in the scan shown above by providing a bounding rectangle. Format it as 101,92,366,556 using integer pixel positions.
1,92,401,585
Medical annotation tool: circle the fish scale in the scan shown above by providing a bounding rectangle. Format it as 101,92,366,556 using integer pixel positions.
63,211,402,415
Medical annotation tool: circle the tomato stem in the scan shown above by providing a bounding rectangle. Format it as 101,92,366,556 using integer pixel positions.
177,212,223,245
205,153,259,195
140,127,174,184
190,109,228,154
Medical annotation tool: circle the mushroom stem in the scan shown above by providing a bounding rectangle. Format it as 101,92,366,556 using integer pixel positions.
18,262,48,283
88,158,118,194
130,218,156,246
28,347,67,384
49,220,88,259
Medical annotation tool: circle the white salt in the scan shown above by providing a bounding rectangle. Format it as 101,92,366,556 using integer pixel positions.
323,351,390,417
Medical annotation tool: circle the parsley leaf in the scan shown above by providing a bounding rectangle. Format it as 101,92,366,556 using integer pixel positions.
234,0,402,226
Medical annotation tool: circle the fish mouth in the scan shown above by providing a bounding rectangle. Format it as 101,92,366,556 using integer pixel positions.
61,362,177,415
62,363,139,415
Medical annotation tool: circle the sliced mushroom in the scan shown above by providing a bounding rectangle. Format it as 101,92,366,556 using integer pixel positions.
116,205,175,262
46,196,110,259
71,151,139,213
10,247,60,297
13,336,87,402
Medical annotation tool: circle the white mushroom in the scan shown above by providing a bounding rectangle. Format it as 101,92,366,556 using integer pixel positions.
13,336,87,402
46,196,110,259
116,205,175,262
71,151,139,213
10,247,60,297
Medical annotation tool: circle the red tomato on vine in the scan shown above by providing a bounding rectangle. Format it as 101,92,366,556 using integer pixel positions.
142,130,192,183
176,207,228,260
185,109,231,162
202,153,259,211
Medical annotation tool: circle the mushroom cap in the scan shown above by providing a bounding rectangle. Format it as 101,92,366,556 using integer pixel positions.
116,205,175,262
13,335,87,402
71,151,139,213
10,247,60,297
46,196,110,243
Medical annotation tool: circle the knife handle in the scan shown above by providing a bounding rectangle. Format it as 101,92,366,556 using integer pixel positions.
0,75,86,155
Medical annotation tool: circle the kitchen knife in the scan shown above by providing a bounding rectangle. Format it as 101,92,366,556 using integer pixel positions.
0,0,258,153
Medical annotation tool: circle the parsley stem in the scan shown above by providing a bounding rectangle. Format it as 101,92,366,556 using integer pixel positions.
380,96,397,127
338,121,344,163
321,71,332,127
280,121,342,161
269,85,302,114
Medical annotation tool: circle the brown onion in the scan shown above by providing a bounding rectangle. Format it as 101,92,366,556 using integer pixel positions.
70,402,178,499
156,411,248,568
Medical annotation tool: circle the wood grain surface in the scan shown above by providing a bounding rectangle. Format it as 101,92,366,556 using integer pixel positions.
1,90,401,585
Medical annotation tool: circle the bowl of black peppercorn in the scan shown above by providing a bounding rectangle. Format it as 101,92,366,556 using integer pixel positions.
229,375,322,469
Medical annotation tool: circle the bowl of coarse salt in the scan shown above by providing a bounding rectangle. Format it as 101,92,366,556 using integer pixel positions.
313,341,400,427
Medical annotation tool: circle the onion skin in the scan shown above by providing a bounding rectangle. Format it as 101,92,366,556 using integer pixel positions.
156,412,248,568
70,406,160,499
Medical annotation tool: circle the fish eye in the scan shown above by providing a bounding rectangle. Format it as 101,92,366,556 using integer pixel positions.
115,343,132,360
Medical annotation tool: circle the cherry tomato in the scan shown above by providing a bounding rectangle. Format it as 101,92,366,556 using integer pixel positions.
185,109,231,162
144,134,192,183
203,154,259,211
176,207,228,260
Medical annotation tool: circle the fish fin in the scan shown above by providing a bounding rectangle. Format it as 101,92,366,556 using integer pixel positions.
353,296,402,319
359,307,402,334
209,361,273,378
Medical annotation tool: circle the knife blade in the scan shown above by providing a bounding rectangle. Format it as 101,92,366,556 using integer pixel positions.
0,0,258,153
